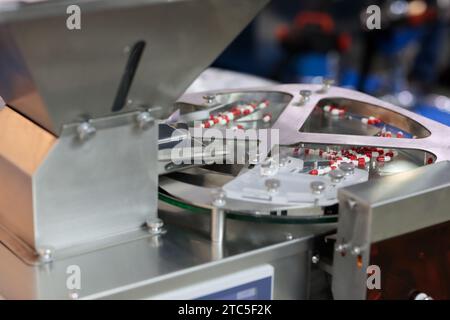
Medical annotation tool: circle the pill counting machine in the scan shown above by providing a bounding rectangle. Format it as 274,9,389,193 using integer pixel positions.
0,0,449,300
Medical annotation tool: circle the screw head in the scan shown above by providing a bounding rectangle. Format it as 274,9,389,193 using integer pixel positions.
68,291,80,300
329,169,345,183
211,188,226,207
300,90,312,97
351,246,362,256
38,247,54,263
136,111,154,130
414,292,433,300
320,78,335,92
259,157,279,176
203,94,216,105
339,162,355,175
265,178,281,193
76,122,96,141
146,218,164,235
310,181,326,195
335,243,349,253
285,233,293,240
311,255,320,264
299,90,312,105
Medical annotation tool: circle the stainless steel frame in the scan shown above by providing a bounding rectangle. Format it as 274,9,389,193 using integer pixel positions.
332,161,450,299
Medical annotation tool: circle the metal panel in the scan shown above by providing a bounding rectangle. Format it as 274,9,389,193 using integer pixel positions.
0,0,269,135
332,162,450,299
32,112,158,251
0,216,335,299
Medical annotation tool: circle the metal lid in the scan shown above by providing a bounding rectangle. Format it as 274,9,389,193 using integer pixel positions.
0,0,268,135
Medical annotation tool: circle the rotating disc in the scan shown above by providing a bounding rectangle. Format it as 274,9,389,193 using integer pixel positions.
159,84,450,223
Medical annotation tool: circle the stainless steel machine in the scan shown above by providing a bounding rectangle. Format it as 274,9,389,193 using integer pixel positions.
0,0,449,300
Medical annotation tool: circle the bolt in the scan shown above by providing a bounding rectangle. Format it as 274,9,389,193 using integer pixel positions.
203,94,216,105
259,157,278,176
335,243,349,254
339,162,355,176
265,178,281,193
351,246,362,256
311,255,320,264
414,292,433,300
68,291,79,300
76,122,96,141
38,247,54,263
329,169,345,183
211,188,226,207
299,90,312,105
310,181,326,195
136,111,154,130
146,218,165,235
319,78,335,93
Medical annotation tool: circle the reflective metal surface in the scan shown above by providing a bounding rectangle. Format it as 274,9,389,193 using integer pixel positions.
0,205,335,299
161,84,450,223
0,0,269,135
332,161,450,299
177,84,450,161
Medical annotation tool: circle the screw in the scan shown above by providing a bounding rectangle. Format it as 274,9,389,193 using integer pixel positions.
136,111,154,130
329,169,345,183
265,178,281,193
38,247,54,263
203,94,216,105
351,246,362,256
211,188,226,207
319,78,335,93
310,181,326,195
339,162,355,176
335,243,349,254
414,292,433,300
299,90,312,105
311,255,320,264
68,291,79,300
76,122,96,141
146,218,165,235
259,157,279,176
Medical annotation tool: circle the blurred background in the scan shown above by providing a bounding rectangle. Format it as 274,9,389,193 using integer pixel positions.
211,0,450,126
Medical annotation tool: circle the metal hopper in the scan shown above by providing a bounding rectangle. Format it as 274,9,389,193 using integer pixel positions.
0,0,269,135
0,0,269,255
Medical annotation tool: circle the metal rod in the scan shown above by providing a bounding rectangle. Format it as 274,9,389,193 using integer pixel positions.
211,207,226,244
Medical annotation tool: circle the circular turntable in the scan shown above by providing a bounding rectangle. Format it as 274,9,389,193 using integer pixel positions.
158,83,450,224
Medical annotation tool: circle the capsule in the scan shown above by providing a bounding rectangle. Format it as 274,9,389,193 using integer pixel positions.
262,113,272,123
323,105,332,112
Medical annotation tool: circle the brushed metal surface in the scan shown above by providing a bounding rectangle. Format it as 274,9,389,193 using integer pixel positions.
0,108,158,253
0,214,335,299
33,112,158,250
332,161,450,299
0,0,269,135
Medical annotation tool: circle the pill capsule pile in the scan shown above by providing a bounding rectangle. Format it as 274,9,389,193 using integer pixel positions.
200,100,270,128
361,116,382,125
293,146,399,176
322,105,411,139
323,104,346,116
